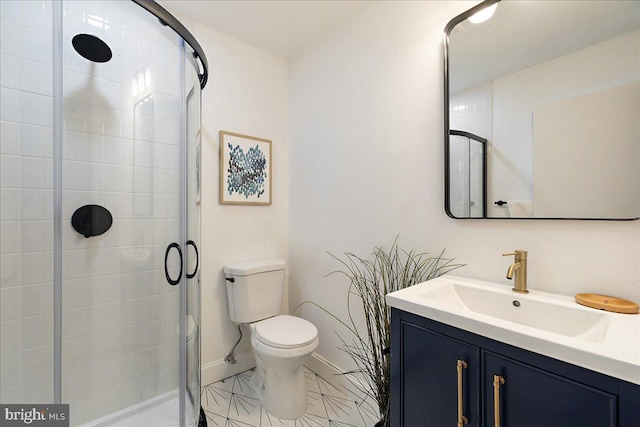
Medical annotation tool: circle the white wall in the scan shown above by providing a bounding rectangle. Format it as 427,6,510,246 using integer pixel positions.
178,19,290,385
533,81,639,218
492,30,639,218
288,1,640,373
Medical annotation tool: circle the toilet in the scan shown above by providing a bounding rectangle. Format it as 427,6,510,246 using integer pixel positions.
224,258,319,420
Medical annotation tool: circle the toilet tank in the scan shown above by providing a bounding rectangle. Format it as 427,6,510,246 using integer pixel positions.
224,258,286,324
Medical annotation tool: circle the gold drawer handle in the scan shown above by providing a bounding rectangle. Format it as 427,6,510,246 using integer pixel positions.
493,375,506,427
457,360,468,427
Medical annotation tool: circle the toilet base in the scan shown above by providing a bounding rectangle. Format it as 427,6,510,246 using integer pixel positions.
245,317,319,420
250,349,311,420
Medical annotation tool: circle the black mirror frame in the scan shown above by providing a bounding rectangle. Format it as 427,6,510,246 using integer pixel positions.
443,0,639,221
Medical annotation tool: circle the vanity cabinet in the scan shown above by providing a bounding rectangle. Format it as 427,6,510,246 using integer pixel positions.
390,309,640,427
401,323,480,426
483,352,616,426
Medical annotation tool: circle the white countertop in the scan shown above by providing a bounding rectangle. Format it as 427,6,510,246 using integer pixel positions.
386,275,640,385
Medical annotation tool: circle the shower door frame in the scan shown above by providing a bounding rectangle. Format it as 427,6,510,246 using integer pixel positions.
52,0,64,406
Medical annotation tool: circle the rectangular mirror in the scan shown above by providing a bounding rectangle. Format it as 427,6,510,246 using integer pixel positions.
444,0,640,220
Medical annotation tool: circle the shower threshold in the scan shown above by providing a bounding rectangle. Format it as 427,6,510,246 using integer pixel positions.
78,390,190,427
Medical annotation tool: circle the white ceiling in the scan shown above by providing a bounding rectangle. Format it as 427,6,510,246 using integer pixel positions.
450,0,640,93
157,0,371,60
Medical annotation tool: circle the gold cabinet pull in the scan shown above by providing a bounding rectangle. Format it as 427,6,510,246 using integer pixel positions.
493,375,506,427
457,360,468,427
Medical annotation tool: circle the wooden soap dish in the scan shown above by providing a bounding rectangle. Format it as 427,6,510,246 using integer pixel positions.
575,294,639,314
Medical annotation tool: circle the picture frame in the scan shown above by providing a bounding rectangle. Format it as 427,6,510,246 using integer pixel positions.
219,131,272,205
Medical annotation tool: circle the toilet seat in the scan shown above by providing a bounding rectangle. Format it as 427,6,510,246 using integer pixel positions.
254,315,318,349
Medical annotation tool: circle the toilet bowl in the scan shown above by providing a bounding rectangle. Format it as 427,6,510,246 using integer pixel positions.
249,315,318,419
223,259,319,420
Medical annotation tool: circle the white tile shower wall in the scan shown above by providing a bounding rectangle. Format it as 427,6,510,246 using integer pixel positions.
1,0,185,424
449,82,492,217
0,0,55,406
58,1,184,424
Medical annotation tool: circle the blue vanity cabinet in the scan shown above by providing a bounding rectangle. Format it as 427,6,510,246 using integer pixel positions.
399,321,480,426
483,351,616,427
390,308,639,427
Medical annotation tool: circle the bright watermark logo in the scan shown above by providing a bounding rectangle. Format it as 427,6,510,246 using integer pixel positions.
0,405,68,426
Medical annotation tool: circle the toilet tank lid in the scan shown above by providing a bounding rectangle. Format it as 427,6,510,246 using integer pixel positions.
224,258,286,276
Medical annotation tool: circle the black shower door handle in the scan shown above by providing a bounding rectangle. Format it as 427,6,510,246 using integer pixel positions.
164,242,183,286
186,240,199,279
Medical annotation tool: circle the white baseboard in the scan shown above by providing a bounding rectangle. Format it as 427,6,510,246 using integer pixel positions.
306,353,380,423
305,353,375,404
304,352,344,390
201,351,377,412
201,350,256,386
201,351,354,394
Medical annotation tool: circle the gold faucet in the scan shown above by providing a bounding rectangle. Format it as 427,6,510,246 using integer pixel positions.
502,250,528,293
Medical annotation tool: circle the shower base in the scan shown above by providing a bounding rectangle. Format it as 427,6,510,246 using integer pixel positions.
110,397,179,427
79,391,192,427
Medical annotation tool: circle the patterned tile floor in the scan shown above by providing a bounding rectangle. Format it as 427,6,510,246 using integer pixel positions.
201,368,379,427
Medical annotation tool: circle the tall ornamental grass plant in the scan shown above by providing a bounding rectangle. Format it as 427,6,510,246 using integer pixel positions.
298,238,463,427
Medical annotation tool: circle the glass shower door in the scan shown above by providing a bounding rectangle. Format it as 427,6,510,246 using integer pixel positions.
1,1,205,425
60,1,186,424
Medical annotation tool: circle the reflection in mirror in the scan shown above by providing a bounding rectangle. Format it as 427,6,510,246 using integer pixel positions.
449,130,486,218
445,0,640,219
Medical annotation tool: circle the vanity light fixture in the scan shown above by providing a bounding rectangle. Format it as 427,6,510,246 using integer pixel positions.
468,3,497,24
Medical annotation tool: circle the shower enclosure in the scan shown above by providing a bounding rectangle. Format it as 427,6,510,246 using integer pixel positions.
0,1,207,425
447,130,487,218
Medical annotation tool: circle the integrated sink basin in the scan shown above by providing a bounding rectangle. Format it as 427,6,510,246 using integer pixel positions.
420,281,608,342
386,275,640,384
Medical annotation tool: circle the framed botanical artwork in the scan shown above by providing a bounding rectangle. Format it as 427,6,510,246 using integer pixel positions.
219,131,272,205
